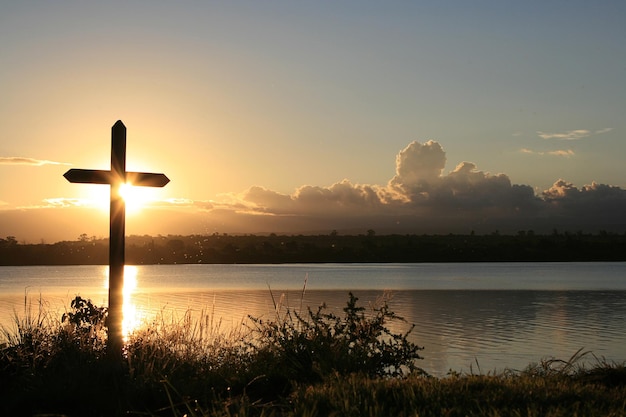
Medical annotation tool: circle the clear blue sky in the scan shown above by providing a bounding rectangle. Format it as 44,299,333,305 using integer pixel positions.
1,1,625,242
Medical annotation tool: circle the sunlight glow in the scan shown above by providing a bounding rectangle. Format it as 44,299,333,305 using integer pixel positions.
85,186,110,213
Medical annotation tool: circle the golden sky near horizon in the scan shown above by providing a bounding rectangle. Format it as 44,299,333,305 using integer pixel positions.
1,1,626,242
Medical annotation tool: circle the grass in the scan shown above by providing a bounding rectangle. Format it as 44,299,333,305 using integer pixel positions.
1,293,625,417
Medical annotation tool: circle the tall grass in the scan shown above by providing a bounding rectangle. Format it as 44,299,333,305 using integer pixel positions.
1,292,625,417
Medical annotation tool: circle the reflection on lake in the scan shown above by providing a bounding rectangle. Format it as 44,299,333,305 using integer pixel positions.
1,263,625,376
121,266,139,339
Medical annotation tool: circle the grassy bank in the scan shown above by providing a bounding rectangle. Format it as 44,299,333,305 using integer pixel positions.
1,294,625,417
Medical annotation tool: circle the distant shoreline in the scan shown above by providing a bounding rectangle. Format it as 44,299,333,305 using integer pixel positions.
2,232,625,265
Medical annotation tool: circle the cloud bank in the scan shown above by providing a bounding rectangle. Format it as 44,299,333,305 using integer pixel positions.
2,140,625,241
198,140,626,235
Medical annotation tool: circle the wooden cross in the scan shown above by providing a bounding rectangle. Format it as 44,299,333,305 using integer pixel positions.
64,120,169,358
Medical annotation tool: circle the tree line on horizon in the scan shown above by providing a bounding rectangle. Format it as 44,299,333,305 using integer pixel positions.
1,230,625,265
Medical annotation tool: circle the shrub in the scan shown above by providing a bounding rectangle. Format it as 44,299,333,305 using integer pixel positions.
60,295,108,353
247,292,424,382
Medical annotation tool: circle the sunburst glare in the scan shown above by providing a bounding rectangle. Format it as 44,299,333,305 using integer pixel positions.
119,183,149,214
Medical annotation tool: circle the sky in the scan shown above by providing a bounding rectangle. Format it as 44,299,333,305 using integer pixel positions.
1,1,626,243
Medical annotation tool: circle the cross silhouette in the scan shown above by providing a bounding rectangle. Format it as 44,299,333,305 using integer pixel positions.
64,120,169,358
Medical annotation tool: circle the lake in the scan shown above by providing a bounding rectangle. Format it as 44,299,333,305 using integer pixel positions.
1,262,625,376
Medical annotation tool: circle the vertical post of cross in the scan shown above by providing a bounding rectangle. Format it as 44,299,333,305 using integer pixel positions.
108,121,126,358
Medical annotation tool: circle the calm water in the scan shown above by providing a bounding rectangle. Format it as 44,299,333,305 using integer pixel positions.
1,262,625,376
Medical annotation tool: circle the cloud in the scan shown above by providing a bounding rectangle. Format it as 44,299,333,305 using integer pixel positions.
542,180,626,224
237,181,390,218
140,198,198,209
537,130,590,140
0,157,71,166
15,198,93,210
243,186,295,213
164,198,196,206
436,162,537,211
389,140,446,192
547,149,575,157
520,148,575,157
537,128,613,140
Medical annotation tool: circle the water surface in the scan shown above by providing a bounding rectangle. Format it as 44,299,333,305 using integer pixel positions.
1,263,624,376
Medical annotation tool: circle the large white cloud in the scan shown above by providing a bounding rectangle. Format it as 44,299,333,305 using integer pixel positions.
389,140,446,197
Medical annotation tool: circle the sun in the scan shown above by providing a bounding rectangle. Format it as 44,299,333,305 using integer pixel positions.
118,182,155,214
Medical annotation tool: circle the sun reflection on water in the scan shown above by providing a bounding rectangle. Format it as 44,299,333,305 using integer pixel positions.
102,265,142,341
122,265,141,340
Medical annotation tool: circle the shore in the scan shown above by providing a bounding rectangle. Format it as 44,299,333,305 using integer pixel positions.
2,232,626,265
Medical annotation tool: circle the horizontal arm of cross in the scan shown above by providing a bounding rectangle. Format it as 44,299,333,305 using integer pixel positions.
127,171,170,187
64,169,111,184
64,169,170,187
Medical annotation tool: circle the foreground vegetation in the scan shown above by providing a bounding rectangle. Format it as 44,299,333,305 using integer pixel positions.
1,294,625,417
3,230,626,265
